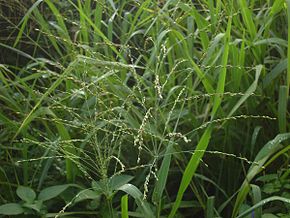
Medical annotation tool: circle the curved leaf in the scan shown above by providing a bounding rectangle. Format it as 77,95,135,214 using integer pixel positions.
118,184,154,218
237,196,290,218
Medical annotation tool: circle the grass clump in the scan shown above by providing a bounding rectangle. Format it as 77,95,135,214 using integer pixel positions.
0,0,289,217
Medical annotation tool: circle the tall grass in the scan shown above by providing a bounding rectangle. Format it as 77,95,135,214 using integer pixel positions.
0,0,289,217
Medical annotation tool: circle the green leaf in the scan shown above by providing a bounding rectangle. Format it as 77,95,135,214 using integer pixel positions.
263,59,287,88
13,0,44,47
117,184,142,199
253,133,290,162
38,184,73,201
118,184,154,218
0,203,24,215
270,0,284,15
286,0,290,91
262,214,279,218
256,174,277,182
278,86,288,133
121,195,129,218
73,189,100,204
92,180,107,195
232,133,290,217
237,196,290,218
12,58,79,141
206,196,215,218
108,174,134,191
16,186,36,203
238,0,257,39
228,65,262,117
152,142,174,204
169,127,212,217
250,185,262,218
23,200,43,212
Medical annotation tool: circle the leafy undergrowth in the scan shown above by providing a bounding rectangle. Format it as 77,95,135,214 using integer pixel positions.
0,0,289,217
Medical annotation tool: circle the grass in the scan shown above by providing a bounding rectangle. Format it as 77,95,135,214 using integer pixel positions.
0,0,289,217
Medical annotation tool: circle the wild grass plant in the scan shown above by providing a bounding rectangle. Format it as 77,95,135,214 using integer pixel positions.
0,0,289,217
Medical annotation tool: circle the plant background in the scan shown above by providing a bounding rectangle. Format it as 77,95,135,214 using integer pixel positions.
0,0,289,217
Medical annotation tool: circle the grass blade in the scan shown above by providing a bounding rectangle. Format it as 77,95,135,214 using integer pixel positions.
169,126,212,217
206,196,215,218
152,142,174,204
286,0,290,92
228,65,262,117
121,195,129,218
13,0,44,47
237,196,290,218
278,86,288,133
250,184,262,218
211,3,232,118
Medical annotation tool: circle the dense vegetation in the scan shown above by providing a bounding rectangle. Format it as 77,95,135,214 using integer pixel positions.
0,0,289,217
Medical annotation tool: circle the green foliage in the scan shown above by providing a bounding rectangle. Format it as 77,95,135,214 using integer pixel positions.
0,0,289,217
0,184,80,216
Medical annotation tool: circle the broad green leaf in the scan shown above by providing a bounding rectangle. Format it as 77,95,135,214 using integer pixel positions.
0,203,24,215
256,174,277,182
38,184,74,201
16,186,36,203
